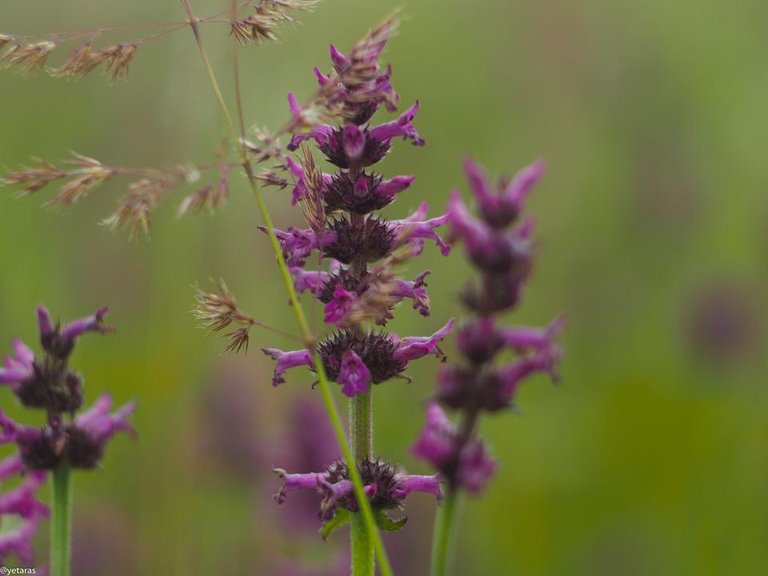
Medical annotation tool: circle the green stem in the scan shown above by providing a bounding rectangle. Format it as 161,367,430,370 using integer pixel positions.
178,3,392,574
350,390,374,576
431,490,459,576
50,462,72,576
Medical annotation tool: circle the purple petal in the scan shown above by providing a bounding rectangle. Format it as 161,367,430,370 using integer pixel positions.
369,101,425,146
36,305,55,338
60,307,110,341
394,318,455,364
337,350,371,397
394,474,443,500
261,348,313,386
503,159,546,209
323,286,357,328
411,403,458,469
290,267,329,296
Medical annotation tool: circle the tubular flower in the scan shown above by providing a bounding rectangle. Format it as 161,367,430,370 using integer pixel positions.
261,23,456,533
0,306,135,563
412,158,564,494
274,458,441,521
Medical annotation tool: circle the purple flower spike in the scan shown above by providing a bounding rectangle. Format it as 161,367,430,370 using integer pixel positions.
369,101,425,147
337,350,372,397
261,348,314,386
394,318,455,363
60,307,111,341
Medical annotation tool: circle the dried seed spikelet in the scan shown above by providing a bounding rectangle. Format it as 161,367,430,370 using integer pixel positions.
243,127,282,162
0,34,14,50
2,159,66,195
298,147,325,236
52,44,105,79
1,41,56,73
100,43,137,81
256,167,289,189
231,0,319,44
101,176,173,239
343,244,418,327
178,163,230,216
343,17,396,95
193,280,256,354
51,153,114,207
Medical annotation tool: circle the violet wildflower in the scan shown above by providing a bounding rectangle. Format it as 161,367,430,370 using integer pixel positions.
259,22,452,565
0,306,135,566
413,158,563,572
262,24,453,398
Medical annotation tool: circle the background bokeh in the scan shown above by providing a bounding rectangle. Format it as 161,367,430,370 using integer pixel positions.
1,0,767,574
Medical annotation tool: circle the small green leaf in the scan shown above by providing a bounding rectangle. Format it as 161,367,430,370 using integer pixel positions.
375,510,408,532
320,509,351,540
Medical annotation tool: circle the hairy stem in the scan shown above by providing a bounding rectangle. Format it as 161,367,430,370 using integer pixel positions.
430,489,459,576
350,390,374,575
180,2,392,573
50,462,72,576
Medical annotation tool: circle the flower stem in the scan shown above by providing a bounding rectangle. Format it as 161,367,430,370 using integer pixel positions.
50,462,72,576
179,3,392,574
431,489,459,576
350,390,374,575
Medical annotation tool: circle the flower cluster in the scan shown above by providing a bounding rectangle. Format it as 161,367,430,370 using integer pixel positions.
262,24,452,531
275,458,440,523
412,159,564,494
262,23,453,399
0,306,135,564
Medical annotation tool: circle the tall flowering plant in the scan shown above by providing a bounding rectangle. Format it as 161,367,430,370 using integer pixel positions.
260,26,454,573
412,159,564,574
0,307,135,574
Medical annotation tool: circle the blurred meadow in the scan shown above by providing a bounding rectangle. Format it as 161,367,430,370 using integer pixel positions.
1,0,767,574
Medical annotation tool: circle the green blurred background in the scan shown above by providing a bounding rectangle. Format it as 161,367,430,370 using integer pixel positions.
1,0,766,574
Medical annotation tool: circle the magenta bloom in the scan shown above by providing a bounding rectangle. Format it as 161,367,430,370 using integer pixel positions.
274,458,441,521
263,319,454,396
412,158,563,496
411,403,496,494
0,306,135,564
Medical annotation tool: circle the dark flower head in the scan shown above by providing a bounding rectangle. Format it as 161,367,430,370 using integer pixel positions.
411,403,496,494
324,171,415,215
463,158,545,229
1,306,113,414
263,319,455,397
274,458,441,521
1,394,135,471
322,217,394,264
